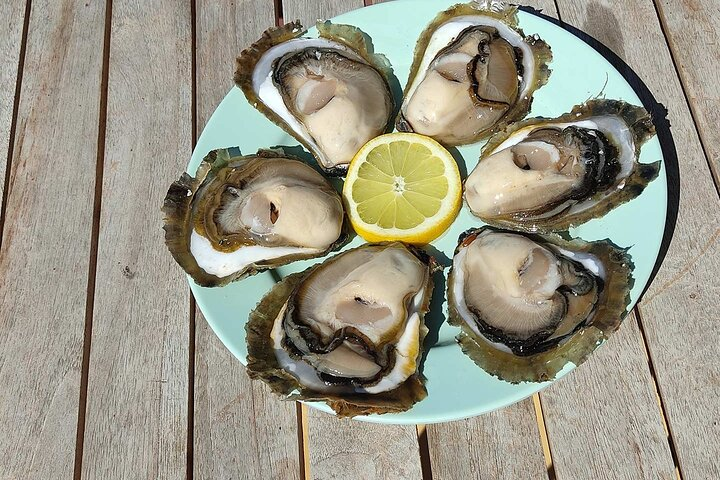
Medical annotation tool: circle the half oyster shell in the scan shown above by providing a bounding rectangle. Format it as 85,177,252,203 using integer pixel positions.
447,226,632,383
235,21,395,176
246,242,436,417
464,99,660,232
396,1,552,146
163,147,346,287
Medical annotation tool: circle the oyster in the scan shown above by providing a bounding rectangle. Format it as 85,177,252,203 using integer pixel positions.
235,21,394,176
464,99,661,232
163,147,345,287
396,1,552,146
447,227,632,383
246,242,436,417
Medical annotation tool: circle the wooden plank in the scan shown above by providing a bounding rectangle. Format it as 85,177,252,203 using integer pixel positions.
427,399,547,480
281,0,423,478
541,314,676,479
0,0,26,208
0,0,105,478
193,3,300,479
306,407,423,479
80,0,192,477
282,0,363,26
655,0,720,182
555,1,720,479
194,319,301,479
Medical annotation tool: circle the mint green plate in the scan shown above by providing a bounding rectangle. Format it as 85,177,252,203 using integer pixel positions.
189,0,667,424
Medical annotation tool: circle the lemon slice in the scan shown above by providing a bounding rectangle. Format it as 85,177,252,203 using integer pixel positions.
343,133,462,244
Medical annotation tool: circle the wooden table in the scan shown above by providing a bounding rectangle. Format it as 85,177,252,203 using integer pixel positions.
1,0,718,478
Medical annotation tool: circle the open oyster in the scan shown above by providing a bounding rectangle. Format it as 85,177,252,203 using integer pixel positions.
235,22,394,176
163,148,345,287
447,227,632,383
396,1,552,146
464,99,661,232
246,242,436,417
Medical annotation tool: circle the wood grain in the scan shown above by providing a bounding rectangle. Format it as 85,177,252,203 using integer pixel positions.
555,1,720,479
0,0,26,208
80,0,192,477
282,0,364,26
193,2,300,479
194,319,301,479
0,0,105,478
655,0,720,182
306,407,423,480
427,400,547,480
541,313,676,479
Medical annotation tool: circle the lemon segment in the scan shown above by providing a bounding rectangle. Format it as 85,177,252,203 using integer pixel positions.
343,133,462,244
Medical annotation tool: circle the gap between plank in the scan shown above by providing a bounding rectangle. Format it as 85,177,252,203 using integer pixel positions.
73,0,113,478
532,394,557,480
274,0,284,26
552,0,562,23
186,0,198,478
186,297,196,480
296,402,310,480
651,0,720,196
0,0,32,252
633,307,685,480
416,424,433,480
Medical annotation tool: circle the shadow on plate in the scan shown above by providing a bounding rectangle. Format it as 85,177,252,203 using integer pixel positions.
519,5,680,303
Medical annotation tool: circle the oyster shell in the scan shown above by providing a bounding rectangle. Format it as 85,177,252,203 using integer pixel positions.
246,242,436,417
447,226,632,383
163,147,346,287
235,21,394,176
396,1,552,146
464,99,661,232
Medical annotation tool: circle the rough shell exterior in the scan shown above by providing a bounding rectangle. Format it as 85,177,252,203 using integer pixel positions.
234,21,395,176
472,99,661,233
162,148,347,287
447,226,633,383
396,1,553,145
245,243,437,417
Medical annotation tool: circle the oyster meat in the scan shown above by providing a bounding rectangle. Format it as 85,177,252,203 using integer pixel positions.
464,99,661,232
396,1,552,146
235,21,394,176
447,226,632,383
163,148,345,287
246,242,436,417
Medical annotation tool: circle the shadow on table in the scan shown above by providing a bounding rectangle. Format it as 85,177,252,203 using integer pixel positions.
520,5,681,303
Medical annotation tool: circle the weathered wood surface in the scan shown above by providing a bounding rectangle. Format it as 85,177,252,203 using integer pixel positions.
80,0,192,477
655,0,720,181
193,1,300,479
0,0,25,207
0,0,105,478
306,407,424,480
427,400,547,480
555,1,720,479
195,320,301,479
541,314,676,480
282,0,364,25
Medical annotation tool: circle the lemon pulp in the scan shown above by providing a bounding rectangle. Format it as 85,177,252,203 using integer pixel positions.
343,133,462,244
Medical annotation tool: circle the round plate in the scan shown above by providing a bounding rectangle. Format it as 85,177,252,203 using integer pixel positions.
189,0,667,424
